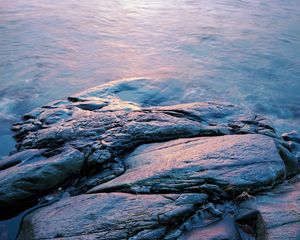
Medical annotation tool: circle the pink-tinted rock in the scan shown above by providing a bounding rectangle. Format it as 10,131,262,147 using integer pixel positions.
89,134,285,195
17,193,208,240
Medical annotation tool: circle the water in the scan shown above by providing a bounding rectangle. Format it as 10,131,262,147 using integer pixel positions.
0,1,300,238
1,0,300,154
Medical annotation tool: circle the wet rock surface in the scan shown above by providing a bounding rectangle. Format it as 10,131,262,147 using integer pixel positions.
89,134,285,195
18,193,208,240
0,78,299,239
0,147,84,216
256,176,300,240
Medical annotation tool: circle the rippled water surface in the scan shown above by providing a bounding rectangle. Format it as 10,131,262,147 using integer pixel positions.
1,0,300,159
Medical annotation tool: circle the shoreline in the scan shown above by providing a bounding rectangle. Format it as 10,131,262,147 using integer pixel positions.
0,78,299,239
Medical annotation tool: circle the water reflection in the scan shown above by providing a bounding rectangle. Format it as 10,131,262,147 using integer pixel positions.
0,0,300,158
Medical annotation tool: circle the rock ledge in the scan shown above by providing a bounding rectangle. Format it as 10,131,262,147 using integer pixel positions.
0,78,299,239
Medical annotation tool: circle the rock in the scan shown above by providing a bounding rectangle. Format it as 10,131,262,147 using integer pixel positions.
68,77,186,107
17,193,208,240
281,131,300,172
0,149,46,170
179,195,267,240
89,134,285,196
234,196,267,239
2,79,278,218
14,101,261,152
0,147,84,218
73,100,108,111
256,176,300,240
87,149,112,168
288,141,300,163
277,144,299,177
282,130,300,144
3,93,274,218
0,78,298,238
180,215,241,240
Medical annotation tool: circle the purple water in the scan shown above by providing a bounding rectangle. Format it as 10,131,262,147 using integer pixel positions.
1,1,300,239
0,1,300,153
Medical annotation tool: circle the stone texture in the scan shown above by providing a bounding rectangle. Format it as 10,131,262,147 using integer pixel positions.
0,149,46,170
0,78,298,239
17,193,208,240
89,134,285,195
283,131,300,165
0,147,84,217
256,176,300,240
1,79,284,217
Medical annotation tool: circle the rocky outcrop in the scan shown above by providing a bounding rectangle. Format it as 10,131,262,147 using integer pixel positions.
0,148,84,216
88,134,285,195
18,193,208,240
0,78,299,239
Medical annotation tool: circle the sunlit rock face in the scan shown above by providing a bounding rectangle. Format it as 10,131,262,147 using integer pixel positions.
0,78,299,239
89,134,285,195
256,176,300,240
18,193,208,240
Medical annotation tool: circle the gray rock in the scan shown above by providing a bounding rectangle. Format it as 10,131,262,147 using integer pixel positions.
180,215,241,240
1,78,298,238
282,130,300,144
0,149,46,170
277,144,299,176
14,101,261,152
234,197,267,240
17,193,208,240
89,134,285,196
256,176,300,240
288,141,300,163
0,147,84,217
5,93,271,218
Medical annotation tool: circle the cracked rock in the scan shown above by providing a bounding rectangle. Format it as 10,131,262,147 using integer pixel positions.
0,78,298,239
17,193,208,240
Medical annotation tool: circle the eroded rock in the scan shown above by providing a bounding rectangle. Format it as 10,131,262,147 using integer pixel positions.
89,134,285,196
0,78,298,239
17,193,208,240
0,149,46,170
256,176,300,240
0,147,84,218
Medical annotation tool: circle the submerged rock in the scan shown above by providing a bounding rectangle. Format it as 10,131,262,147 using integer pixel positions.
0,78,298,239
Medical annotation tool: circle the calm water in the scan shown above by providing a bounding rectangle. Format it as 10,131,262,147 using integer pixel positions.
1,0,300,159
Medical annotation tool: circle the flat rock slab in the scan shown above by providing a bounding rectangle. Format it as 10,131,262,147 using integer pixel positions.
89,134,285,195
256,177,300,240
17,192,208,240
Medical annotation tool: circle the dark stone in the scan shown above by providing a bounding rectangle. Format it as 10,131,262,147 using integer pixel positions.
278,144,299,177
0,147,84,218
282,131,300,144
0,149,46,170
